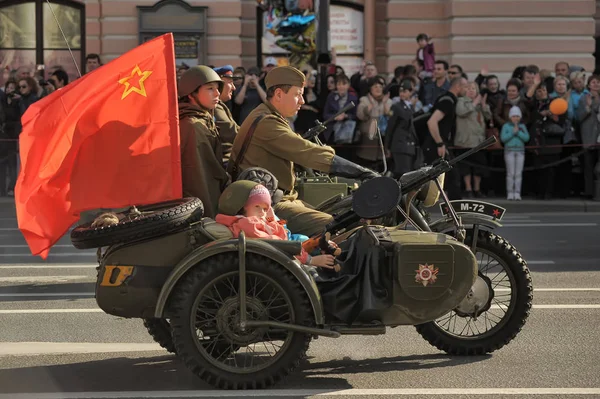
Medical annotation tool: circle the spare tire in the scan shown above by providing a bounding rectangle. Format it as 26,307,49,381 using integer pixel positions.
70,197,204,249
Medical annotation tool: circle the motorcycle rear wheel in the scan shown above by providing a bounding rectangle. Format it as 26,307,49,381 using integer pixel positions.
416,230,533,355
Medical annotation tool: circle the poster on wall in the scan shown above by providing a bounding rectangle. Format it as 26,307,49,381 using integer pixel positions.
330,4,363,55
259,0,317,68
260,1,364,72
142,34,201,67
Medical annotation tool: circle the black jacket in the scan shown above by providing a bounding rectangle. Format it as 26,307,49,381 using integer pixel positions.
385,101,418,155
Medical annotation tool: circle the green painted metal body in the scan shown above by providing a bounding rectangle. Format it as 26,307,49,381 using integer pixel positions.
295,176,349,208
94,216,478,328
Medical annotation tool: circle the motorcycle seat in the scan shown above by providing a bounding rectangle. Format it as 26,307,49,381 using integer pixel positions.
201,218,234,241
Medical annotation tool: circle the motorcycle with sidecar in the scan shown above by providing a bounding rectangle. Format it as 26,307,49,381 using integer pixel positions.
70,138,533,390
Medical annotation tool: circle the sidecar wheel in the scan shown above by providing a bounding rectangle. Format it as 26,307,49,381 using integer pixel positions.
143,318,176,354
70,197,204,249
416,230,533,355
169,254,312,389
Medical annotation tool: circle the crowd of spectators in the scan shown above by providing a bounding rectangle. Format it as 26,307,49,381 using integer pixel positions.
2,45,599,201
0,54,102,197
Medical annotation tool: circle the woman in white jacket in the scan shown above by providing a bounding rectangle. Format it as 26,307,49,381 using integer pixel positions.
356,76,393,170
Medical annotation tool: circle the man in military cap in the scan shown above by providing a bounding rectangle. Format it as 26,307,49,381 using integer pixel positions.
229,65,378,237
213,65,239,167
178,65,229,218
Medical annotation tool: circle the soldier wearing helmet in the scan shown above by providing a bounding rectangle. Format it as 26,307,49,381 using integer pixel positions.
178,65,230,218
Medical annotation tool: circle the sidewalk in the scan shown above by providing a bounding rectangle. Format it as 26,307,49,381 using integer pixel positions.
2,196,600,213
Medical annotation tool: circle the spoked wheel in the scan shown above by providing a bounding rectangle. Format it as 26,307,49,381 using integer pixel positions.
416,230,533,355
169,254,312,389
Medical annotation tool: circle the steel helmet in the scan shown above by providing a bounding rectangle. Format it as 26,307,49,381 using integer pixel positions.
177,65,224,97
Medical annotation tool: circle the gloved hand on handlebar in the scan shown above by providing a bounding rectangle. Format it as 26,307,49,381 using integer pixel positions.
329,155,380,181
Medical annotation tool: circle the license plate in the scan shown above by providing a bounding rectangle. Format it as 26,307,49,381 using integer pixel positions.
439,200,506,220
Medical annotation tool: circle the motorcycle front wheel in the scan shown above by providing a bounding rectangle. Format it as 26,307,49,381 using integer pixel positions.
416,229,533,355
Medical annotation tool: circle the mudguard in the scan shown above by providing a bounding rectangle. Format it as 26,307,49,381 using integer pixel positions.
153,239,325,325
429,214,502,234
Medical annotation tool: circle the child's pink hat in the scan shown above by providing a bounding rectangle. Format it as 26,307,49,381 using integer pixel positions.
244,185,276,221
246,184,271,208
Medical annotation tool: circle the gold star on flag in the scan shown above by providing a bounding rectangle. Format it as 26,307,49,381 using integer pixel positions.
118,65,153,100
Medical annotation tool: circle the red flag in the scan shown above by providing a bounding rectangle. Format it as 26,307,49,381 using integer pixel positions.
15,33,181,259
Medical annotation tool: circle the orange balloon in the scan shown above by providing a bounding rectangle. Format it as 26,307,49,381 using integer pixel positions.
549,98,568,115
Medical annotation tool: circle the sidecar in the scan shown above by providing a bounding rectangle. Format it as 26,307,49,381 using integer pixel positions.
72,189,480,390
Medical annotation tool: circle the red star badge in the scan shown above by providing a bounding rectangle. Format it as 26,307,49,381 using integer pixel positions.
492,208,501,218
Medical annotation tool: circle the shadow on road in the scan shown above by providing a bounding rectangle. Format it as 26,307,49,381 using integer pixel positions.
0,352,489,394
298,352,489,377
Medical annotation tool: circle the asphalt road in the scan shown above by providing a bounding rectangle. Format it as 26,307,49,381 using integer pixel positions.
0,201,599,399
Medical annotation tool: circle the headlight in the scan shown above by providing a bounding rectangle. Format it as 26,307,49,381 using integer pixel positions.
418,173,445,207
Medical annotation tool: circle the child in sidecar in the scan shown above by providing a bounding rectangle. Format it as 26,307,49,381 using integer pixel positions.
215,180,338,269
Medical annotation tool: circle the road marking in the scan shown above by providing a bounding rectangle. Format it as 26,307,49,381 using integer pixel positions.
532,304,600,309
502,223,597,227
496,288,600,292
0,342,163,356
0,264,96,269
1,304,599,314
491,304,600,309
0,276,90,283
0,388,599,398
0,308,102,314
0,292,94,298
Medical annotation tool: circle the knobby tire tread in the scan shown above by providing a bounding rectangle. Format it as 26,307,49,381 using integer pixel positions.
143,318,177,354
415,230,533,355
70,198,204,249
168,253,313,389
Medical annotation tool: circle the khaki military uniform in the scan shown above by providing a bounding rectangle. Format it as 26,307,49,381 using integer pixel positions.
214,100,239,165
230,101,336,236
179,103,229,218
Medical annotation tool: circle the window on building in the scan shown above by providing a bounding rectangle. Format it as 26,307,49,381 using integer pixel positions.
0,0,85,86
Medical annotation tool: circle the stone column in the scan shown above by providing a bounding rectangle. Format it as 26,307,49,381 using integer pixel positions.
364,0,375,63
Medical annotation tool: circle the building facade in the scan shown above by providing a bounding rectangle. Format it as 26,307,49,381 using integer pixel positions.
1,0,599,83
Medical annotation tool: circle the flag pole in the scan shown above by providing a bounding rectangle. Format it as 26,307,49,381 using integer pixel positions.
45,0,83,78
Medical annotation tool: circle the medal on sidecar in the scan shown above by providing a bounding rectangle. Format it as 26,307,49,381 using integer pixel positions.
352,177,401,220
